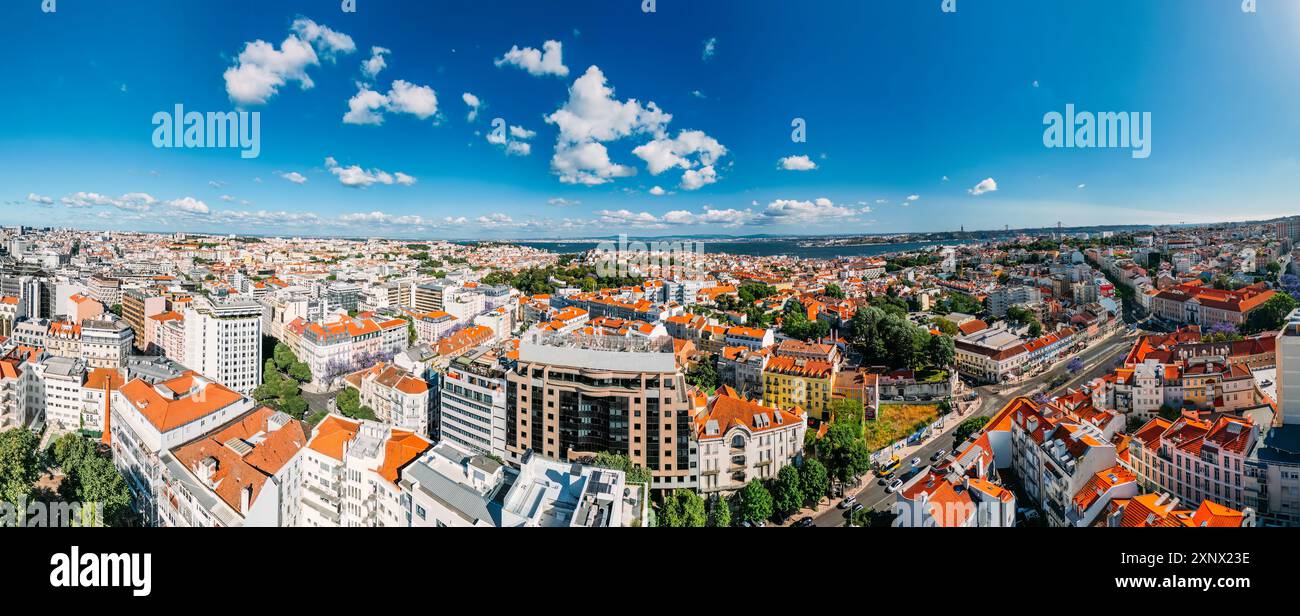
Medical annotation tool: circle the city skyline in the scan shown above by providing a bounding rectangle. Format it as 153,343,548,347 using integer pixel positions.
5,1,1300,239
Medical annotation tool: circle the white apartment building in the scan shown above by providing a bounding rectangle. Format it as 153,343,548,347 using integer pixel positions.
284,313,407,386
401,442,646,527
692,388,806,493
438,346,508,459
1007,398,1118,527
159,406,308,527
183,297,263,395
80,317,134,368
989,285,1042,317
299,415,432,527
344,362,431,436
110,372,256,526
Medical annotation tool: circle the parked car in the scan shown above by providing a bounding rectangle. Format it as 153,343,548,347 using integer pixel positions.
930,449,947,462
910,457,921,467
885,478,903,493
793,517,815,527
838,496,858,509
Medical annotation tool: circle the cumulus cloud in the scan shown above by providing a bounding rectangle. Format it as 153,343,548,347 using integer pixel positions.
60,192,158,211
462,92,482,121
968,177,998,196
361,46,390,79
278,171,308,184
488,124,535,157
325,156,416,188
26,193,53,205
778,155,818,171
649,186,666,196
546,66,724,188
906,194,920,202
166,197,210,214
340,210,430,225
761,198,857,223
343,80,439,125
702,37,717,60
495,40,568,77
223,17,355,105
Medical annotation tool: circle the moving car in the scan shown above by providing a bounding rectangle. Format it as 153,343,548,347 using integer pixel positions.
930,449,947,462
793,517,815,527
838,496,858,509
885,478,903,493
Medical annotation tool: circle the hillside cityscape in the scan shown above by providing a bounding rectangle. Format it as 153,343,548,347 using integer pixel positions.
1,218,1299,528
4,0,1298,541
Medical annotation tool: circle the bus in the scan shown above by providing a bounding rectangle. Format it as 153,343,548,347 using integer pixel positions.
878,455,901,478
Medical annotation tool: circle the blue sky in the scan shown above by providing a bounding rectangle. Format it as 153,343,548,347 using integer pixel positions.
3,0,1300,239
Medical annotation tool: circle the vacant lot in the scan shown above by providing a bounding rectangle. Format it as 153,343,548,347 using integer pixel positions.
864,403,941,451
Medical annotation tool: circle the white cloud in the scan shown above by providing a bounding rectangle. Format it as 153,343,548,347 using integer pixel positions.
166,197,210,214
702,37,717,60
340,210,429,226
220,195,236,202
60,192,158,211
476,213,516,227
290,18,356,59
762,197,857,223
208,180,226,188
691,90,706,99
325,156,416,188
546,66,723,188
968,177,998,196
343,79,440,125
679,165,718,190
278,171,308,184
362,46,390,79
649,186,666,196
223,18,355,105
26,193,53,205
547,198,581,206
633,130,726,176
495,40,569,77
509,125,536,140
385,80,439,119
462,92,482,121
906,194,920,201
343,84,387,124
778,155,818,171
1077,183,1086,189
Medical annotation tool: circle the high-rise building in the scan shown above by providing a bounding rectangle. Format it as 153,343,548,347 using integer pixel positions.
183,296,263,395
505,341,695,490
439,345,508,457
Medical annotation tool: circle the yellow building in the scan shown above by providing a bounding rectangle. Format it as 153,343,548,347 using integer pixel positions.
762,355,835,421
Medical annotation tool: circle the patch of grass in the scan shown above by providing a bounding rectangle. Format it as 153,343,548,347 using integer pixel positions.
864,403,941,451
914,367,948,383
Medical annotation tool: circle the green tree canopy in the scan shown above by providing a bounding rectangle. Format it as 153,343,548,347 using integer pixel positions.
772,464,804,518
799,458,830,508
738,480,774,524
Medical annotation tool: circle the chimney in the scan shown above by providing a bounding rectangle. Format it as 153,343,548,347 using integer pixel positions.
240,483,253,515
